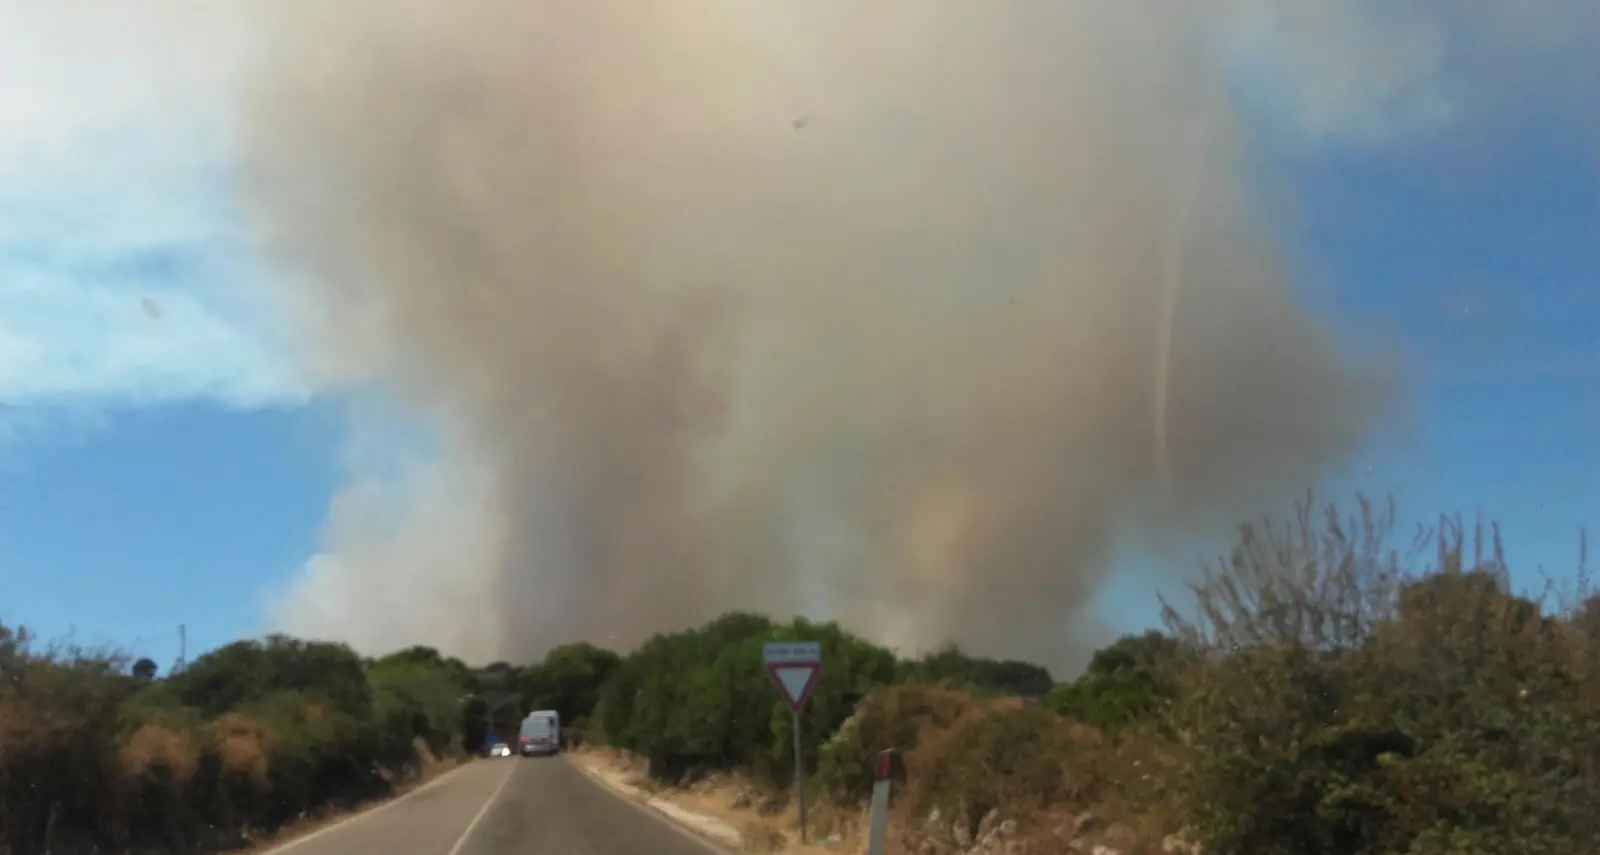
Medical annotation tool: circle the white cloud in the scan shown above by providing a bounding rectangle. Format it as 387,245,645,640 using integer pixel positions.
0,2,304,426
1213,0,1597,154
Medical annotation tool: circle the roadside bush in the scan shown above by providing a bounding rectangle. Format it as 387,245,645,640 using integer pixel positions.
834,687,1174,854
1170,499,1600,855
367,657,470,762
604,498,1600,855
592,613,900,785
902,705,1081,828
16,494,1597,855
816,684,976,803
1046,630,1189,733
0,630,475,855
902,646,1056,698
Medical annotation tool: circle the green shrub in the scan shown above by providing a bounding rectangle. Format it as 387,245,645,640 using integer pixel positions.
518,642,622,724
0,624,473,854
592,613,900,785
1171,500,1600,855
18,495,1598,855
1047,630,1188,733
902,646,1055,697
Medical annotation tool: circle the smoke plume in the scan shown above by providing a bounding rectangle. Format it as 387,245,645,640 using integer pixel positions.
244,1,1390,671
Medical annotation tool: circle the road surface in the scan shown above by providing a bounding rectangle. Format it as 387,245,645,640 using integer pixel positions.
267,756,721,855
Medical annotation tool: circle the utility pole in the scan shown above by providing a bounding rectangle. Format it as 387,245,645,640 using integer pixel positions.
173,624,187,674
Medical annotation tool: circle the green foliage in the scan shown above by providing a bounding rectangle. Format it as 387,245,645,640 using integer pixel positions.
166,635,372,719
594,612,779,775
1046,631,1187,732
373,645,477,690
13,496,1599,855
766,619,901,778
518,642,621,724
367,658,469,760
1171,501,1600,855
0,625,476,854
903,645,1055,697
593,613,900,784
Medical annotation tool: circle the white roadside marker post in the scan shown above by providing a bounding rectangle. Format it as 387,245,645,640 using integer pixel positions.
866,748,898,855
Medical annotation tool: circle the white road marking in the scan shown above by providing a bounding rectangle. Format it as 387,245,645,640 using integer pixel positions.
258,762,475,855
444,760,518,855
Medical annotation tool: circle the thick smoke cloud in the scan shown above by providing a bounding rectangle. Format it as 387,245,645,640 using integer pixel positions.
242,0,1398,671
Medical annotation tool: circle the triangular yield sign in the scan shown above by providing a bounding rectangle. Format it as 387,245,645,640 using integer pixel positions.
766,662,821,712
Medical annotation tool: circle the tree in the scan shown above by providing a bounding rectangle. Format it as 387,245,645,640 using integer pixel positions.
373,645,477,690
518,642,621,723
904,644,1055,697
131,657,158,680
1174,502,1600,854
166,635,371,718
1047,630,1187,731
366,658,470,760
461,697,490,752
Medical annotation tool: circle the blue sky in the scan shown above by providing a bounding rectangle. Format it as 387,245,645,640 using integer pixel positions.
1093,88,1600,624
0,3,1595,669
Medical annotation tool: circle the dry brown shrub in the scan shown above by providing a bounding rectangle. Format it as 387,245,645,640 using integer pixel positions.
817,683,988,805
0,694,87,770
879,688,1183,854
208,713,270,788
120,724,200,783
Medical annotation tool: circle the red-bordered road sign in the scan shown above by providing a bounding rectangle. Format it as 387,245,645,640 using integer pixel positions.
763,641,822,712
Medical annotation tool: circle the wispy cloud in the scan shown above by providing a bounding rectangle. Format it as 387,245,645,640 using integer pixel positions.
1214,0,1597,154
0,2,304,436
0,158,306,411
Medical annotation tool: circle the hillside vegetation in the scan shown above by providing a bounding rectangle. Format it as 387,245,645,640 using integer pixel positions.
5,498,1598,854
0,633,476,854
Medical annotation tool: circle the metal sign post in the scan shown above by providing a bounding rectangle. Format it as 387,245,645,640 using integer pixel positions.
763,641,823,844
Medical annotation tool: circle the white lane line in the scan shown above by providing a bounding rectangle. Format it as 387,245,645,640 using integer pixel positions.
259,762,477,855
444,759,518,855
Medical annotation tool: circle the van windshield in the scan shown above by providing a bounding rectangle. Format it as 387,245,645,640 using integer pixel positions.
521,715,555,738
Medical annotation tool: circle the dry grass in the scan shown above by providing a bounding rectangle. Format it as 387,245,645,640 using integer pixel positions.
739,819,789,853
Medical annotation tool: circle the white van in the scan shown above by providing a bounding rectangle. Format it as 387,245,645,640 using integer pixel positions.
518,710,561,757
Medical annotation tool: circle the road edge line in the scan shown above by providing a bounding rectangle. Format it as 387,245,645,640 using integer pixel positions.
256,759,478,855
444,760,518,855
562,753,740,855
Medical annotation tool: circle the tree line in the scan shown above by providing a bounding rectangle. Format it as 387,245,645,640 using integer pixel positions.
0,597,1049,854
518,501,1600,854
4,497,1599,854
0,630,478,854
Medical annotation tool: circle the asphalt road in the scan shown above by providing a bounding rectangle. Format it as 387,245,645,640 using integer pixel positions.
266,756,720,855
